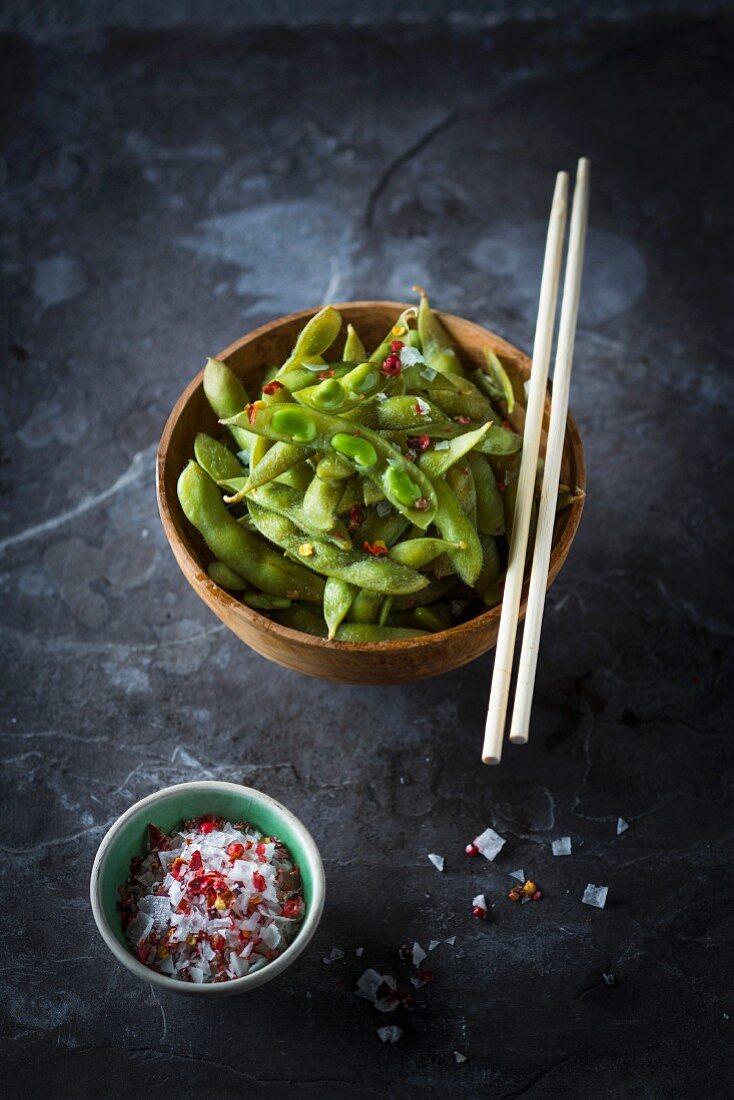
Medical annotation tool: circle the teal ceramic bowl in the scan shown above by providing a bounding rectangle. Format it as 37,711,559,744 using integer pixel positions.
90,781,325,995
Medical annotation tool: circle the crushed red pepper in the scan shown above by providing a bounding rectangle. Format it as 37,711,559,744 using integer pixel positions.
262,379,285,395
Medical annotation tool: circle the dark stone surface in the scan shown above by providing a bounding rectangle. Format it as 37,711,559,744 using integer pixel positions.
2,7,733,1098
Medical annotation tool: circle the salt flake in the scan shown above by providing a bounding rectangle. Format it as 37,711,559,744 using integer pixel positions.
472,894,487,911
582,884,608,909
509,869,525,882
617,817,629,835
355,947,364,957
420,365,438,381
454,1051,467,1064
411,941,426,968
473,827,506,861
552,836,572,856
428,853,445,872
445,936,456,946
428,940,440,951
322,946,345,965
125,911,153,944
377,1025,403,1043
433,440,450,450
399,346,424,367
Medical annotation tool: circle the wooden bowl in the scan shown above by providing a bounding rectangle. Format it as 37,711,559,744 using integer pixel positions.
157,302,585,684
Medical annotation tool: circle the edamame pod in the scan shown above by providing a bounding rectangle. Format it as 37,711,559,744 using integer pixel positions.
294,361,383,414
345,588,383,624
207,560,248,589
429,476,483,586
245,481,351,548
335,623,429,642
248,501,429,596
323,577,356,639
203,358,251,456
343,323,367,362
278,306,343,375
177,461,324,603
302,473,345,532
473,535,502,603
414,287,465,377
224,404,438,529
195,433,243,483
243,591,292,611
467,452,505,536
418,422,492,477
389,538,464,570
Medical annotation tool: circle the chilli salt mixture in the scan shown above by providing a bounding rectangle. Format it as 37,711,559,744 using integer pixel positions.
118,816,305,983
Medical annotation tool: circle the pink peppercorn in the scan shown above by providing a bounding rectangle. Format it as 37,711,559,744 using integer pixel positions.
465,843,479,856
472,906,486,919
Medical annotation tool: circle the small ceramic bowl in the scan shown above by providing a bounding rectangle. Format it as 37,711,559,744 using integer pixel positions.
90,781,325,996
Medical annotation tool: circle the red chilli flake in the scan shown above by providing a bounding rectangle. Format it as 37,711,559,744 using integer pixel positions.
252,870,266,893
348,505,365,532
262,380,285,395
414,497,429,512
281,898,301,919
406,434,431,453
318,369,335,380
246,401,264,425
199,821,216,834
380,354,402,376
147,825,169,852
363,540,389,557
454,415,472,425
416,969,433,984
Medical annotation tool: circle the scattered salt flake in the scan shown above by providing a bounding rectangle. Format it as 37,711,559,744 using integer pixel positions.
377,1025,403,1043
375,391,388,402
322,946,345,965
433,440,450,450
445,936,456,946
376,500,392,516
420,365,438,381
428,853,445,872
356,969,399,1012
412,941,427,968
473,827,506,861
428,940,440,951
472,893,487,911
454,1051,467,1064
400,346,424,367
125,911,153,944
582,884,608,909
355,947,364,957
509,869,525,882
617,817,629,835
552,836,572,856
138,895,171,927
415,397,431,416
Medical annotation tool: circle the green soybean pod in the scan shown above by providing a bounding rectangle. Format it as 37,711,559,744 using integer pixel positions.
346,588,383,624
373,394,450,430
337,475,364,515
278,306,343,375
224,404,438,529
392,575,457,610
275,461,313,491
203,358,251,457
324,577,357,639
247,481,351,549
177,461,325,602
343,324,367,362
207,560,248,589
335,623,429,642
279,361,351,392
363,479,385,506
195,433,243,483
316,453,353,480
248,502,428,596
244,441,308,493
427,375,495,422
368,307,418,365
272,604,328,637
474,534,502,603
389,537,464,570
414,287,466,377
429,476,482,586
302,473,345,532
357,508,410,549
467,452,505,536
414,603,451,632
447,463,477,527
419,422,492,477
242,591,292,611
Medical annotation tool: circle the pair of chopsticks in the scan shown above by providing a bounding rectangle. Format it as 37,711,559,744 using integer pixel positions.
482,158,590,765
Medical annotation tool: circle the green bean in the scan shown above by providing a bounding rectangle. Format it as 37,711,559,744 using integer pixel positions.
419,422,492,477
335,623,429,642
323,577,356,639
177,461,324,602
415,287,465,377
467,452,505,536
389,537,464,570
194,433,243,483
207,560,247,589
243,591,292,611
203,358,251,456
429,476,482,586
224,404,438,529
343,323,367,362
248,501,429,595
246,481,351,548
302,473,344,532
278,306,342,375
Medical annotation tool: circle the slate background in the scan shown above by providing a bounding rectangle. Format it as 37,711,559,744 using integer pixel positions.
2,2,733,1097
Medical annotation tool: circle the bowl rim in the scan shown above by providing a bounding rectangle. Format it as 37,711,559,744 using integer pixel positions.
89,780,326,994
156,300,586,654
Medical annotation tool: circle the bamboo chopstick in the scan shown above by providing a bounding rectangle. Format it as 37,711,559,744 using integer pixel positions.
481,171,569,765
509,158,590,745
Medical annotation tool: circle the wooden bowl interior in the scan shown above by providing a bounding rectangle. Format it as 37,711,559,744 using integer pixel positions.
157,302,585,682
